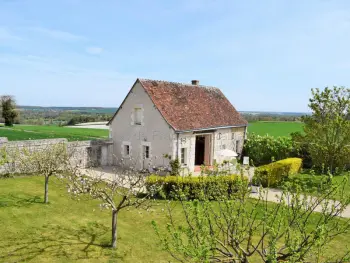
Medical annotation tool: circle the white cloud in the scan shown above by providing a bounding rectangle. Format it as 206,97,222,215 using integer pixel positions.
85,46,103,55
0,27,22,41
29,27,86,41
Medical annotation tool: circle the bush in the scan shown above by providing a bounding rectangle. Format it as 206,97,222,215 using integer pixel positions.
283,173,332,192
254,158,302,187
146,175,246,200
243,133,298,166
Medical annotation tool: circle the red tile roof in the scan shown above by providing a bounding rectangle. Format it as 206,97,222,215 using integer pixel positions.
139,79,247,131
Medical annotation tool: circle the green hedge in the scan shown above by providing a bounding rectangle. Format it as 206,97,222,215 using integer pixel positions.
254,158,303,187
146,175,247,200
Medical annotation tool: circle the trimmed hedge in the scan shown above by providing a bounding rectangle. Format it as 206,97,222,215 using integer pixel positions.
146,175,247,200
254,158,302,187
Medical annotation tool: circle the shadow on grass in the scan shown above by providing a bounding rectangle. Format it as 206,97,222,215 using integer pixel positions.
0,221,124,262
0,194,42,208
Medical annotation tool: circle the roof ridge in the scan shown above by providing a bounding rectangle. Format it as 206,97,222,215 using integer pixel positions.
138,78,220,90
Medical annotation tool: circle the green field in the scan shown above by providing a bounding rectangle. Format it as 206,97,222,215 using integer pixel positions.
0,122,303,141
0,176,348,262
248,121,304,137
0,125,108,141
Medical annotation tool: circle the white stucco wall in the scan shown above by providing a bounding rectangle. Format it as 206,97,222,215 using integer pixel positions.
212,127,246,162
174,126,246,173
109,81,175,170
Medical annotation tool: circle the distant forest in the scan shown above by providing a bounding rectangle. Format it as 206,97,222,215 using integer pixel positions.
0,106,305,126
1,106,117,126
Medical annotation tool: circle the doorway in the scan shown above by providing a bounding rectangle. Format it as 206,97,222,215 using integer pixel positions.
195,134,212,166
195,136,205,165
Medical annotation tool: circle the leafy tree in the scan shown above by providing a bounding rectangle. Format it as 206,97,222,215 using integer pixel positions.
302,86,350,174
152,176,350,262
243,133,297,166
0,95,18,126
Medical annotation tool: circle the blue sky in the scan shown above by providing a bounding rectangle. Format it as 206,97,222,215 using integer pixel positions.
1,0,350,112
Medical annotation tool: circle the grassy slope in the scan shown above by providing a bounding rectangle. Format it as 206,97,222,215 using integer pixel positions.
0,176,171,263
0,176,349,262
248,121,304,137
0,125,108,141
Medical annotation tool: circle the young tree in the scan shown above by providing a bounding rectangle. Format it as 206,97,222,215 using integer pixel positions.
152,177,350,263
8,143,70,203
302,86,350,173
64,165,158,249
0,95,18,126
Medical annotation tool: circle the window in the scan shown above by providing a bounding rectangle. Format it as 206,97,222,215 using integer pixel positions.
143,145,150,159
231,132,235,140
124,145,130,157
181,148,187,165
236,140,240,153
134,108,142,125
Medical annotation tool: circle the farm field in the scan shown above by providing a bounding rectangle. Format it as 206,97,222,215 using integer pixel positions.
0,125,108,141
248,121,304,137
0,122,303,141
0,176,348,262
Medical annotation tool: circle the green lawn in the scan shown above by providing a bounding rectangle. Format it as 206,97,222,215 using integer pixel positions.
248,121,304,137
0,125,108,141
0,176,171,263
0,176,349,262
287,173,350,200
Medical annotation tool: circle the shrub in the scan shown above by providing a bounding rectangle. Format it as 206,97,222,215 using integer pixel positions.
169,158,180,176
243,133,298,166
146,175,246,200
283,173,332,192
254,158,302,187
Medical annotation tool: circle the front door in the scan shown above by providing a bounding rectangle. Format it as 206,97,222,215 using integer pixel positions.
195,136,205,165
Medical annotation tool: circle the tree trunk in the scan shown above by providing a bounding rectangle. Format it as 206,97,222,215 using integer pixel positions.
44,175,49,203
112,210,118,249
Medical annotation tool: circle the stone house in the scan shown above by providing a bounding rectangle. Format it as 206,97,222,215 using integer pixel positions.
108,79,248,173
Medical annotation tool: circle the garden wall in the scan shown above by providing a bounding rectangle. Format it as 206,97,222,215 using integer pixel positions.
0,137,114,174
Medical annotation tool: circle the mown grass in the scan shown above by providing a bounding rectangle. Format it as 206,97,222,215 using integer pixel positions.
248,121,304,137
0,125,108,141
0,176,349,262
0,176,172,263
286,173,350,200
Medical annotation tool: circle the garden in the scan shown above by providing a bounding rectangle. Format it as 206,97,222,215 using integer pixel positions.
0,87,349,262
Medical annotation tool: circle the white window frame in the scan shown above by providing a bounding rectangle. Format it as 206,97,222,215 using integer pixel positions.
131,104,144,126
143,145,150,159
141,141,152,160
236,140,240,153
134,108,142,125
180,147,187,166
121,141,131,158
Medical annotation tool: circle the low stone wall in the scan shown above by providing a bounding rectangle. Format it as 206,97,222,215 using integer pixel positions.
0,137,114,174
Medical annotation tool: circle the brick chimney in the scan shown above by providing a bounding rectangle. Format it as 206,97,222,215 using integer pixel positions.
191,80,199,85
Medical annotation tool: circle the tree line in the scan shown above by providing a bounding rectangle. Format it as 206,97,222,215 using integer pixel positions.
244,86,350,174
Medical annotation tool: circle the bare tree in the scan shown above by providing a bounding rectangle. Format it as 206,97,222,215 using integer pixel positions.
7,143,70,203
64,162,159,249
